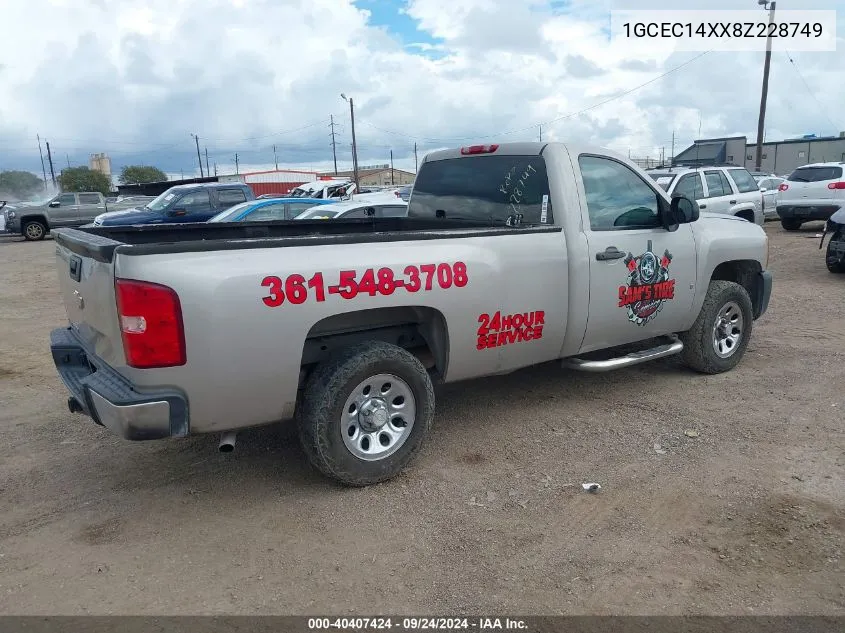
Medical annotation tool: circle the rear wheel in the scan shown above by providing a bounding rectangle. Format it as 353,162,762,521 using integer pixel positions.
22,220,47,241
296,340,435,486
679,280,753,374
781,218,802,231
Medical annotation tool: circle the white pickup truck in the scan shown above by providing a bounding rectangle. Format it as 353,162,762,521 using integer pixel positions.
49,142,772,486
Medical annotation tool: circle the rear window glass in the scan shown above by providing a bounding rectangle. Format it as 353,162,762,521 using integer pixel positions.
788,166,843,182
727,169,760,193
408,155,553,225
648,173,676,190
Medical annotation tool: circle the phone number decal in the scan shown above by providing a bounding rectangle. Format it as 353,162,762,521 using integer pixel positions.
261,262,468,307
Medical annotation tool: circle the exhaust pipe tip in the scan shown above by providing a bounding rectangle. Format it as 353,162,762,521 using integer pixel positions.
218,431,237,453
67,397,84,414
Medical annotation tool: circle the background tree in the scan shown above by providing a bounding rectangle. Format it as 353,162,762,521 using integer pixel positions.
58,167,112,195
119,165,168,184
0,170,44,200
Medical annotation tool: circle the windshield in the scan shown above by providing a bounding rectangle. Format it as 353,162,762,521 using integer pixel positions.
297,208,342,219
208,200,255,223
145,191,178,212
646,172,677,191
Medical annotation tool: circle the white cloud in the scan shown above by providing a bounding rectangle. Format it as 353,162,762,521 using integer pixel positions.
0,0,843,177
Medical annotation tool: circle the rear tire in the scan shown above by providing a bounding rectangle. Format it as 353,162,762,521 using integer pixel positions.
22,220,47,241
296,340,435,486
781,218,802,231
679,280,753,374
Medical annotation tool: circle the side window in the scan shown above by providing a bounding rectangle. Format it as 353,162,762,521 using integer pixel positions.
286,202,319,218
57,193,76,205
376,205,408,218
218,188,248,206
175,190,211,210
718,171,735,194
78,193,102,205
704,171,727,198
758,179,772,190
727,169,761,193
243,203,286,222
342,208,370,219
578,155,662,231
674,173,703,201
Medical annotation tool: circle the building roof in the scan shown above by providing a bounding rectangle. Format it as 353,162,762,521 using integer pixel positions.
745,135,845,147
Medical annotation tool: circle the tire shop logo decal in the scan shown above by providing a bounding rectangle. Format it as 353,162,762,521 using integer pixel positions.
618,240,676,326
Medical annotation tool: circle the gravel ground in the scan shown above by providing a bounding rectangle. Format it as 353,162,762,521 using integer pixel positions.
0,225,842,615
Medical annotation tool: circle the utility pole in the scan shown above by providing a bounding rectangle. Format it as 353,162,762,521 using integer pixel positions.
340,94,359,189
192,134,204,178
66,154,71,168
414,142,418,173
180,169,184,180
45,141,56,187
273,145,278,171
36,135,48,190
670,131,675,167
390,150,394,185
539,124,542,142
660,146,665,166
205,147,210,177
234,153,239,175
329,115,339,175
214,162,218,176
755,1,776,172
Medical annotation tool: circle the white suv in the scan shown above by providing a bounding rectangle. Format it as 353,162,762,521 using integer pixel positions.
776,162,845,231
647,166,764,225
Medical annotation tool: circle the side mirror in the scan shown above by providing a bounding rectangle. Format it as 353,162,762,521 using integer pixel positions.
49,201,60,208
669,194,699,225
759,187,768,192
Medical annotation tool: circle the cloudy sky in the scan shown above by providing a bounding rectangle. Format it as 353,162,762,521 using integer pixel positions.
0,0,842,179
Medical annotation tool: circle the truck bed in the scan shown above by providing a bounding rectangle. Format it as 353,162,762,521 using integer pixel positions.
54,220,562,262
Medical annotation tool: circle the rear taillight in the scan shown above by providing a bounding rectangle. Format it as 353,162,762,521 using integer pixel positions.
827,182,845,190
461,144,499,155
115,279,186,369
778,183,789,191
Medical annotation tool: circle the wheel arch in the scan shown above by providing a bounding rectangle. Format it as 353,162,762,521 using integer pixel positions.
299,305,450,384
19,214,49,233
710,259,765,318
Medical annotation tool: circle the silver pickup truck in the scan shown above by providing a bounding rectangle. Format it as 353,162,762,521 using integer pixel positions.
3,192,153,241
49,142,772,486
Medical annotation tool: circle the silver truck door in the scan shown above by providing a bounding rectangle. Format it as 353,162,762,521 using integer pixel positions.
49,193,79,227
575,155,697,353
76,192,106,224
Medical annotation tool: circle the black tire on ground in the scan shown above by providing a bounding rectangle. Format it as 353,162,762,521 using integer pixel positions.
827,234,845,273
296,340,435,486
781,218,802,231
22,220,47,241
679,280,754,375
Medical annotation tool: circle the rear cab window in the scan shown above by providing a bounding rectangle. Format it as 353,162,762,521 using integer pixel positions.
78,193,102,205
218,188,248,205
728,168,763,193
787,166,843,182
408,154,553,225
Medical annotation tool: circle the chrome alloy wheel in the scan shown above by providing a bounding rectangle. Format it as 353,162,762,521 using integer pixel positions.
712,301,744,358
341,373,416,461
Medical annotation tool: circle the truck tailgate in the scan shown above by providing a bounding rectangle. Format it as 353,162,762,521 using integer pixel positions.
55,236,125,366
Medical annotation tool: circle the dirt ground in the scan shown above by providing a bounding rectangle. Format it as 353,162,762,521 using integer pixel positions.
0,224,842,616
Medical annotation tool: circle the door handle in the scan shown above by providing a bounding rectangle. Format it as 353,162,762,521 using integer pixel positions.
596,246,626,261
699,204,707,209
730,200,737,204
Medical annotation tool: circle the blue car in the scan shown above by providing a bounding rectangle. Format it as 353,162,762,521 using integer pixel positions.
92,183,255,226
208,197,334,222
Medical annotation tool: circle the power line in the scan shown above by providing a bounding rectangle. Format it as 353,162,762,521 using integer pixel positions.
784,50,840,132
360,51,711,142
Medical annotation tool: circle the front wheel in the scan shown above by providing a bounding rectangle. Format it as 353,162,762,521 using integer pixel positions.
679,280,754,374
296,340,435,486
781,218,802,231
827,233,845,273
22,220,47,241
